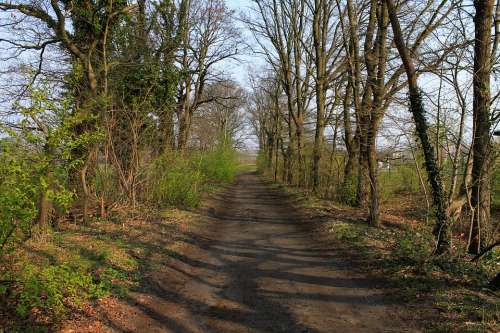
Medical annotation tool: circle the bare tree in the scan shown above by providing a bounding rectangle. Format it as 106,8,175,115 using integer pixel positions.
307,0,344,192
385,0,451,253
176,0,242,150
192,79,246,148
245,0,313,185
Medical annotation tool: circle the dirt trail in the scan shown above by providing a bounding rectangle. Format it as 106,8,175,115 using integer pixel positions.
71,172,420,333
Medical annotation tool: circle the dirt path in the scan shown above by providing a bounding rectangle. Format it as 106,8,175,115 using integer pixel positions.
69,172,420,333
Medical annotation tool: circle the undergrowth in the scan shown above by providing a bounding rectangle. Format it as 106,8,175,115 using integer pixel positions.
0,221,143,331
324,218,499,333
147,144,237,208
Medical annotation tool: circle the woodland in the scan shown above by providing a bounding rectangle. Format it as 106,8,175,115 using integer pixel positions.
0,0,498,332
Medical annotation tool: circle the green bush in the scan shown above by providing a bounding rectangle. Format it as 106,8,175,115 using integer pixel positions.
16,263,108,318
147,145,238,208
0,146,37,255
256,151,270,175
328,222,364,241
392,228,434,273
199,145,237,183
338,175,358,205
0,87,92,256
148,153,204,208
379,163,421,200
93,164,120,203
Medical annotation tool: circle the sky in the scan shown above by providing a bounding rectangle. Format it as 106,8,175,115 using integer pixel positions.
221,0,261,88
226,0,252,9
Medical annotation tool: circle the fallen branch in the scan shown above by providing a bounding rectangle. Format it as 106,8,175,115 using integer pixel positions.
471,240,500,262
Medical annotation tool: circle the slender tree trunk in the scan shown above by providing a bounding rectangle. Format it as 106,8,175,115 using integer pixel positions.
296,117,305,186
160,108,176,153
341,84,359,203
286,114,295,184
469,0,494,254
311,0,327,192
37,190,51,229
36,143,55,229
357,0,378,208
312,82,326,192
341,0,362,203
267,134,275,168
357,130,370,207
330,117,340,184
275,137,280,182
367,116,380,225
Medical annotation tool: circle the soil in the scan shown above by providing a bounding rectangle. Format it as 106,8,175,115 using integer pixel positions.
60,172,420,333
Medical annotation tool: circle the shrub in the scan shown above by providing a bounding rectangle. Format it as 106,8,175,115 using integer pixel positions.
0,87,91,256
338,175,358,205
0,147,37,256
199,144,237,183
148,153,204,208
15,263,108,318
93,164,120,203
392,228,434,273
328,222,364,241
147,145,238,208
378,163,421,201
396,164,420,193
256,151,269,175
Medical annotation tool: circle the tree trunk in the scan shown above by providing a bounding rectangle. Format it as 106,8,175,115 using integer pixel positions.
296,121,305,186
341,84,359,204
469,0,494,254
311,0,328,192
341,0,362,204
357,131,370,207
267,133,275,168
312,83,326,192
177,107,191,150
37,190,51,230
367,127,380,226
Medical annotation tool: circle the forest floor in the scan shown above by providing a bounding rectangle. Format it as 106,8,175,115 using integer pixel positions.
58,172,424,333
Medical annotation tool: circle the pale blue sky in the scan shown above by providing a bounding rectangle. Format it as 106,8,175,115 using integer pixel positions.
217,0,261,88
226,0,252,11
